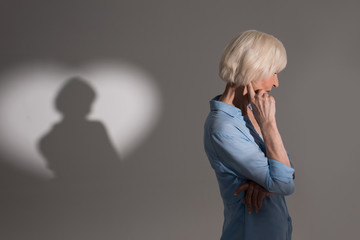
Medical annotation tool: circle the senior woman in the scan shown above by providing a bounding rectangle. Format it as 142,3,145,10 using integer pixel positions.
203,30,295,240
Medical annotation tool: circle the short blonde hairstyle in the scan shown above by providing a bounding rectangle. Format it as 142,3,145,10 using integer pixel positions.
219,30,287,86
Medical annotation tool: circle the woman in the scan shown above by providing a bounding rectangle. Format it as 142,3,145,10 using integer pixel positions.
203,30,295,240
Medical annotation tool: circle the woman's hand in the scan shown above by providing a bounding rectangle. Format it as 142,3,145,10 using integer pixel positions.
246,83,276,129
234,180,273,213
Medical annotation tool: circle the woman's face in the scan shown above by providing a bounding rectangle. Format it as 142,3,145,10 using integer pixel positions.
252,73,279,93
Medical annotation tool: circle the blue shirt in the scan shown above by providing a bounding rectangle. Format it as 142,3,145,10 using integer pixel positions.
203,95,295,240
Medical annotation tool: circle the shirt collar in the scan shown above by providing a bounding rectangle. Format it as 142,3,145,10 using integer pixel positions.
210,94,248,118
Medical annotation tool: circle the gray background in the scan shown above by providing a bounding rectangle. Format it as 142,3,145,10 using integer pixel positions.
0,0,359,239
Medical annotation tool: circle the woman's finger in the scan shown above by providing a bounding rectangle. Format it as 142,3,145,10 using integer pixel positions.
256,89,266,97
252,186,260,213
245,183,254,213
258,192,266,210
247,83,256,101
234,183,249,196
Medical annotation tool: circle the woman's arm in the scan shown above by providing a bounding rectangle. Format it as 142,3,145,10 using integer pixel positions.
211,131,295,195
235,151,295,213
261,121,290,167
232,83,295,213
247,83,290,167
235,180,273,214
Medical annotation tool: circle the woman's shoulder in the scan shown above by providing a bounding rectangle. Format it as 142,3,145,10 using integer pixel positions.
205,113,248,139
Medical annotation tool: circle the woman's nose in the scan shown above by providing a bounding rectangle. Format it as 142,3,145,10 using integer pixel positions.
273,75,279,88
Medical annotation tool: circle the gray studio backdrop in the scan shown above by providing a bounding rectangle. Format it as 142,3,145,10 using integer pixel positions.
0,1,359,240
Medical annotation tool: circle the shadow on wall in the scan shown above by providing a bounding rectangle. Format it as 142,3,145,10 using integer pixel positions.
38,77,121,180
1,77,130,240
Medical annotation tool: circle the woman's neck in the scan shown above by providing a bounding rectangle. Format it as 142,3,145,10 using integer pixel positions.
219,84,250,116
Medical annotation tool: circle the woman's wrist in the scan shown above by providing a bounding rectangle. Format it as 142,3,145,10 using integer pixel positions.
259,119,277,132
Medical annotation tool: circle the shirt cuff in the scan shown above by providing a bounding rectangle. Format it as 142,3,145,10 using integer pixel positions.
287,151,296,180
268,158,295,184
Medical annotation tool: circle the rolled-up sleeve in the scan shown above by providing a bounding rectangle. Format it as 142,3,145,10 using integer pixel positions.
287,151,296,180
211,131,295,195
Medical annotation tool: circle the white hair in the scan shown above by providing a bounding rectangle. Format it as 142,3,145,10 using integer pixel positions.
219,30,287,86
